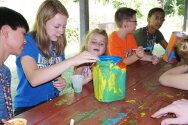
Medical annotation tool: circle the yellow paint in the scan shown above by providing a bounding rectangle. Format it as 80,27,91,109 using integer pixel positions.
138,105,144,110
93,61,126,102
140,112,146,117
126,100,136,103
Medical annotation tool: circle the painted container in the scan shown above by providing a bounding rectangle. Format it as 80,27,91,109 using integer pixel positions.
163,31,186,64
92,56,126,102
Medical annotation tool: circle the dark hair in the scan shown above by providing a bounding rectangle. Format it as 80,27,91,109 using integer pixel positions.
0,7,29,32
148,7,165,18
115,7,137,28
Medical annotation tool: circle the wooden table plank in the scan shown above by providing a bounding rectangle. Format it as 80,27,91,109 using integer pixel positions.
13,60,188,125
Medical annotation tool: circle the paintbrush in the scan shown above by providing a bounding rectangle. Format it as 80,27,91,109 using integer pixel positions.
70,119,74,125
132,46,153,51
132,48,147,51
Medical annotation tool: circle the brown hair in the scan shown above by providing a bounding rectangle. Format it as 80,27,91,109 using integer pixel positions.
115,7,137,28
32,0,69,59
176,36,188,62
80,28,108,55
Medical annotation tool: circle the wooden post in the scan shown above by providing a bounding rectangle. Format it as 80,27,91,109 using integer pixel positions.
79,0,89,43
183,0,188,32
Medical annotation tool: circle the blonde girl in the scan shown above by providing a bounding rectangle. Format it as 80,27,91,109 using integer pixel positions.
75,28,108,85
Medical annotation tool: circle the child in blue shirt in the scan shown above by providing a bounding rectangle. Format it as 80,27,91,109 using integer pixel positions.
0,7,29,123
14,0,98,116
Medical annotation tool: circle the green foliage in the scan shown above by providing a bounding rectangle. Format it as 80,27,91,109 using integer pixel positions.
66,28,79,44
112,0,124,8
163,0,184,16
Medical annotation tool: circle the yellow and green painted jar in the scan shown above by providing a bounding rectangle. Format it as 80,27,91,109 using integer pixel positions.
92,56,126,102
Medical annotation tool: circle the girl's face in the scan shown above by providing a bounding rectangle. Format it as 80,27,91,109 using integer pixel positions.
87,33,107,56
45,13,67,42
6,26,26,55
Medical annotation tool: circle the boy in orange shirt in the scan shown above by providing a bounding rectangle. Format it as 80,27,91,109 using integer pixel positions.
108,7,159,65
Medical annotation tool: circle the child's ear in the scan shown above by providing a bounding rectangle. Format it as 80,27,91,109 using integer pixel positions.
1,25,10,38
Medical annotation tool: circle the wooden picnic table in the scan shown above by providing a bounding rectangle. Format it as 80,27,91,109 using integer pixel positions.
13,60,188,125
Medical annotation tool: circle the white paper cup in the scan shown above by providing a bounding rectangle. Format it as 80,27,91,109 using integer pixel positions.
8,118,27,125
71,74,84,93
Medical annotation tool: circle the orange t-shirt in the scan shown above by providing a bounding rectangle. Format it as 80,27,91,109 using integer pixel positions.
108,31,138,59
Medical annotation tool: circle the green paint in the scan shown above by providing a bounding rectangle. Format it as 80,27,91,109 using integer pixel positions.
55,99,71,106
144,82,159,90
73,110,101,123
129,119,138,124
73,112,89,121
101,112,127,125
158,92,174,98
93,61,126,102
84,109,100,120
101,116,109,125
111,106,121,110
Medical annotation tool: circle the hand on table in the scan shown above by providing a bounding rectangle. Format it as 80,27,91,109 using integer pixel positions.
151,55,159,65
151,99,188,125
53,76,66,91
135,46,145,59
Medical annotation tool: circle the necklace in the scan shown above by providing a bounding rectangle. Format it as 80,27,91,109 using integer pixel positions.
0,65,13,119
146,27,156,51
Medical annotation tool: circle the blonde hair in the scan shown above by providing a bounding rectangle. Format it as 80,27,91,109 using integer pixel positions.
176,36,188,62
32,0,69,59
80,28,108,55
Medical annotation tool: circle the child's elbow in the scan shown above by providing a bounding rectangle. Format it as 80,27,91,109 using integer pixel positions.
159,75,169,86
28,79,39,87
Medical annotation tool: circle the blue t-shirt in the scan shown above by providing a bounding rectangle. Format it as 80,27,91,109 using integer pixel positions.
0,65,10,120
14,33,65,108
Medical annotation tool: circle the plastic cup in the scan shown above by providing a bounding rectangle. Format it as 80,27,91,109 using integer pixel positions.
71,74,84,93
8,118,27,125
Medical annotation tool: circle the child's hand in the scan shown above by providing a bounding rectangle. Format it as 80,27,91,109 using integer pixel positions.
135,46,145,59
72,51,99,66
151,55,159,65
151,99,188,125
83,68,92,85
53,76,66,91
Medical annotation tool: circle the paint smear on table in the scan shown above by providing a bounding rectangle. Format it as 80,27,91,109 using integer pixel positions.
129,119,138,124
126,99,136,103
144,82,159,90
55,99,72,106
140,112,146,117
157,92,174,98
101,112,127,125
176,92,185,97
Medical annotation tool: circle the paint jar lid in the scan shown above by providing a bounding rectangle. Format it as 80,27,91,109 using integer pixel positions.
99,56,122,63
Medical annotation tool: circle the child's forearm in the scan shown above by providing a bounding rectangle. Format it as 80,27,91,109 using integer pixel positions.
140,54,152,62
122,54,140,65
164,65,188,75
